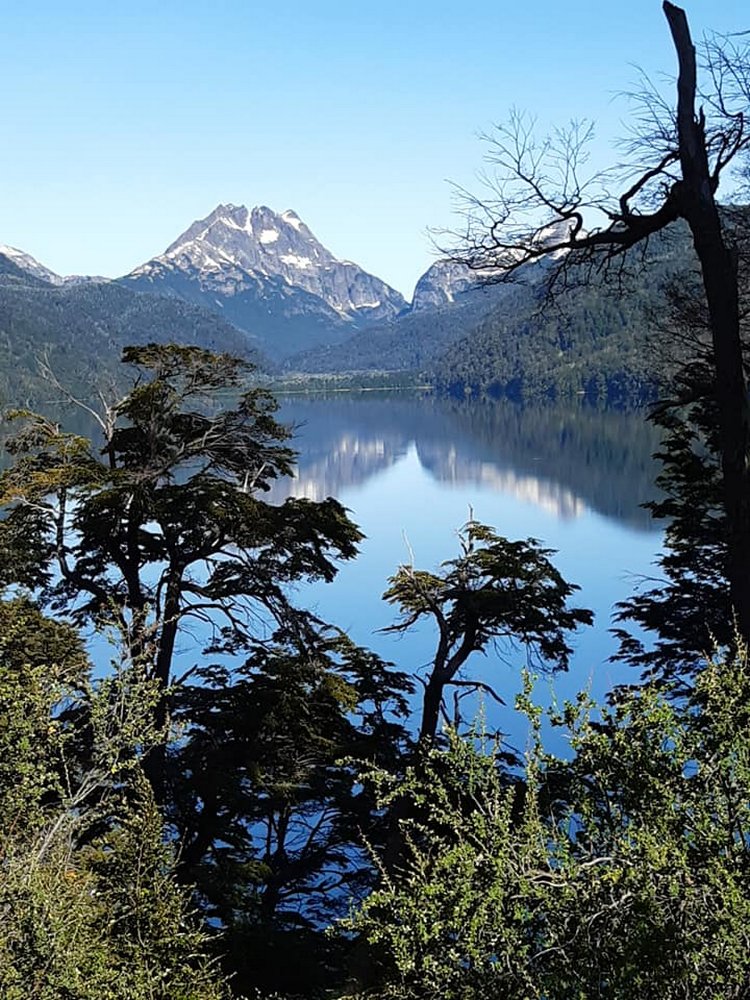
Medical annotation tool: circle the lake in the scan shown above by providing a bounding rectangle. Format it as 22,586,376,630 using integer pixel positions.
4,389,665,751
271,392,665,752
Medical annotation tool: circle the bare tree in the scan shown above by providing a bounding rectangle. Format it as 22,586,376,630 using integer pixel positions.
449,2,750,645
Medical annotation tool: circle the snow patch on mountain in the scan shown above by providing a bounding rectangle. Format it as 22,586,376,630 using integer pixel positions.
0,245,64,284
280,254,313,269
129,203,406,324
281,210,303,231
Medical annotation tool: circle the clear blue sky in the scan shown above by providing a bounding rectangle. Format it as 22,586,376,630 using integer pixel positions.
1,1,747,298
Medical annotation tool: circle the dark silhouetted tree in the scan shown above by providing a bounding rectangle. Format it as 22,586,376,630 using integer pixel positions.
0,344,362,734
450,3,750,651
383,519,592,746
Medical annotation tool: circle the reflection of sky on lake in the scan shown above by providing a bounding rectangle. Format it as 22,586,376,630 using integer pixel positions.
277,395,664,756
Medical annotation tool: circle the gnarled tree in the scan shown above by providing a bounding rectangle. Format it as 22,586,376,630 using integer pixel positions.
0,344,362,738
383,520,592,746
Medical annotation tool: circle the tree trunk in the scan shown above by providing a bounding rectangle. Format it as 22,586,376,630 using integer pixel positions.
664,1,750,643
419,674,445,745
144,571,182,801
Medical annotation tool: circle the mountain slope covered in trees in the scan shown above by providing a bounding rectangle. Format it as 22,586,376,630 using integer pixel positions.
285,279,520,374
0,211,716,408
0,255,263,405
288,225,695,403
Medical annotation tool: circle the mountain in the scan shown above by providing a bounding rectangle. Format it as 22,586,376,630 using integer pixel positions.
410,260,483,311
288,223,699,403
286,229,581,375
0,209,703,406
0,245,107,285
121,204,407,359
287,279,520,374
285,250,571,375
428,225,696,401
0,251,262,407
0,245,68,285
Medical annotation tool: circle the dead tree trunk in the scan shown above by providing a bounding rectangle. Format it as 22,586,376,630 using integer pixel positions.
664,1,750,643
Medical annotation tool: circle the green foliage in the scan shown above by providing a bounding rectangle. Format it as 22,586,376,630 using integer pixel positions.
0,345,411,996
385,521,591,668
0,598,86,833
0,598,227,998
0,344,362,696
339,726,545,1000
427,226,707,404
0,263,262,408
169,630,413,996
429,278,666,404
342,642,750,999
0,786,227,999
613,393,731,686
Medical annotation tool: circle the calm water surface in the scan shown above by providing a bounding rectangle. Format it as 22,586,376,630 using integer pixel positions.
8,391,664,748
273,393,664,749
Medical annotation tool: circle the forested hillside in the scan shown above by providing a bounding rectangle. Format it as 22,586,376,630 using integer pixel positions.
288,226,695,403
428,224,731,401
0,256,263,405
430,279,661,401
0,219,701,408
286,280,519,373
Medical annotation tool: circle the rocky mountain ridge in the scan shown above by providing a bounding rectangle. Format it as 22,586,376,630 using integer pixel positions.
410,259,482,311
0,245,107,286
120,204,410,358
2,206,491,363
162,204,406,321
2,205,665,403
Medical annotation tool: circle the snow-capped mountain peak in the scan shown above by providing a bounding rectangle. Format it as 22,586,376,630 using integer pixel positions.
134,203,406,323
0,244,65,285
122,203,407,359
0,245,106,286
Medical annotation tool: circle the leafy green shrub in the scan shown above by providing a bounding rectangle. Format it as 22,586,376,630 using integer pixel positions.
341,644,750,999
0,597,228,998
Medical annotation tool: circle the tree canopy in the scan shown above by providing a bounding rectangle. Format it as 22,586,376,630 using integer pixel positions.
0,344,362,702
383,520,592,745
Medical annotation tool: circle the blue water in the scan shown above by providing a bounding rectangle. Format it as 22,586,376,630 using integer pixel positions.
273,393,664,753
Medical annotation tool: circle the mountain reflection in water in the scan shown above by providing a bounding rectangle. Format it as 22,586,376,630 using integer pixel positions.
272,393,662,531
0,389,666,728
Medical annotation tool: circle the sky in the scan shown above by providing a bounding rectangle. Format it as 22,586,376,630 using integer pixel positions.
1,1,748,299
